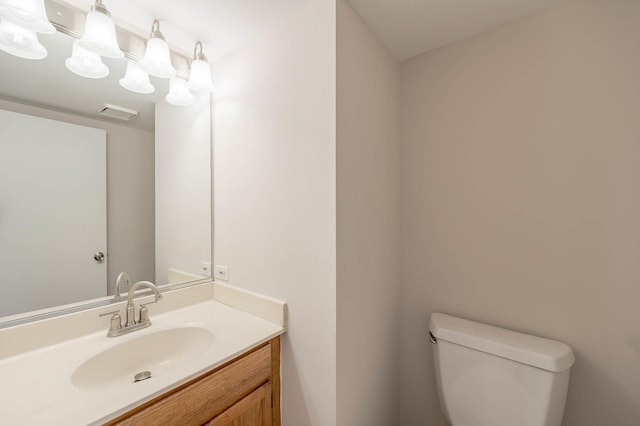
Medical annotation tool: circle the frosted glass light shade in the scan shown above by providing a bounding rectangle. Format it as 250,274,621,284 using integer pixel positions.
0,0,55,34
78,9,123,58
65,40,109,79
166,78,195,106
0,20,46,59
119,60,155,94
187,58,213,93
140,37,176,78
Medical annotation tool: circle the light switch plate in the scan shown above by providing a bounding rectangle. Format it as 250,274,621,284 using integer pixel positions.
214,265,229,281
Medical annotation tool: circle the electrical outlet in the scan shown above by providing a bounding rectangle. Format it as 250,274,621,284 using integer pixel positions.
214,265,229,281
200,261,212,277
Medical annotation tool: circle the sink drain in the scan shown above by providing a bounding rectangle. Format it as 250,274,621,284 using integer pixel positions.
134,371,152,383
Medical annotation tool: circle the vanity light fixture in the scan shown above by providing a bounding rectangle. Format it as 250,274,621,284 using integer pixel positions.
65,40,109,79
140,20,176,78
0,19,47,59
0,0,55,34
119,59,155,94
77,0,123,59
187,41,213,93
166,77,195,106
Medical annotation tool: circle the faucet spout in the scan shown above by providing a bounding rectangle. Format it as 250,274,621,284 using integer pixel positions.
114,272,130,302
126,280,162,305
125,281,163,327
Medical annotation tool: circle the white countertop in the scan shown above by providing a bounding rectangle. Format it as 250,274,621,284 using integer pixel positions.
0,282,286,425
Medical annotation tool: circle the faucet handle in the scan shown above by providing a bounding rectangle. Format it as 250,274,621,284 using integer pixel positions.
99,309,121,318
99,309,122,334
138,299,159,324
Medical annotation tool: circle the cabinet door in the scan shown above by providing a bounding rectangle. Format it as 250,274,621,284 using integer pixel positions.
207,382,272,426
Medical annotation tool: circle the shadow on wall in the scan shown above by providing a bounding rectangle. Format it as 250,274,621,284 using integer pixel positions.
399,308,449,426
281,336,313,426
563,348,640,426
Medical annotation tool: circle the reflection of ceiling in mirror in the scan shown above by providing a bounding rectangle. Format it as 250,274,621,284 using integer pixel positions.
0,31,162,132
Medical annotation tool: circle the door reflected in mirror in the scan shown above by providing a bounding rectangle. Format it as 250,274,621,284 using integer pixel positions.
0,30,211,321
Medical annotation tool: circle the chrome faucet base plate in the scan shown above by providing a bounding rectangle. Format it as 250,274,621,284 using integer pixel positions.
106,320,151,338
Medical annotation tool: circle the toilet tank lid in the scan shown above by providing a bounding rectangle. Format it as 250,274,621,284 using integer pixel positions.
429,313,575,372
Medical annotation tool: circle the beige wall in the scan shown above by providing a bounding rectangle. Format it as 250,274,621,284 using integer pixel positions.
212,1,337,424
336,1,401,425
399,0,640,425
0,98,155,292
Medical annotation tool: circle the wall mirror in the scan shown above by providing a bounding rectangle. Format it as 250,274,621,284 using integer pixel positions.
0,2,212,325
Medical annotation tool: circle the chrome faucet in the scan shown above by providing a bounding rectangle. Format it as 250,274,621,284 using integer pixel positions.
113,272,130,302
99,281,163,337
125,281,163,327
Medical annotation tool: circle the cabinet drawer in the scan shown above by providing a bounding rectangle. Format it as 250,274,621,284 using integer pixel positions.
108,343,272,426
206,382,272,426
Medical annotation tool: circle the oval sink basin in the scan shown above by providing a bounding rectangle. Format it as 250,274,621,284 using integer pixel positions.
71,326,214,391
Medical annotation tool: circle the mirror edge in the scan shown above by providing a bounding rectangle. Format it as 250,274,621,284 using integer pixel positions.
0,278,214,329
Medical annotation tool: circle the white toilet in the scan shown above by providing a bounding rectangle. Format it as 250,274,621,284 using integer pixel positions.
429,313,575,426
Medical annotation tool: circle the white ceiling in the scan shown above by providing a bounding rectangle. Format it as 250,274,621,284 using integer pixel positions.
347,0,559,61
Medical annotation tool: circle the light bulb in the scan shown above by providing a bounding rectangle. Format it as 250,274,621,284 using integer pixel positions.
0,0,55,34
187,42,213,93
65,40,109,79
139,20,176,78
187,58,213,93
166,78,195,106
0,19,47,59
119,60,155,94
77,1,123,58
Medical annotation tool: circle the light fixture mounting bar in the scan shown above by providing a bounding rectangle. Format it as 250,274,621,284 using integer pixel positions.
43,0,190,78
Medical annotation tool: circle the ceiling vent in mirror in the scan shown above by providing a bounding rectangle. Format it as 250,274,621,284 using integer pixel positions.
99,104,138,121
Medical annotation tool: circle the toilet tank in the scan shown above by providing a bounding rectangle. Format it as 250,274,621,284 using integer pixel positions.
429,313,575,426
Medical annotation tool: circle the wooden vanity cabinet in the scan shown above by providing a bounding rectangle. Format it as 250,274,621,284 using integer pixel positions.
105,336,281,426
